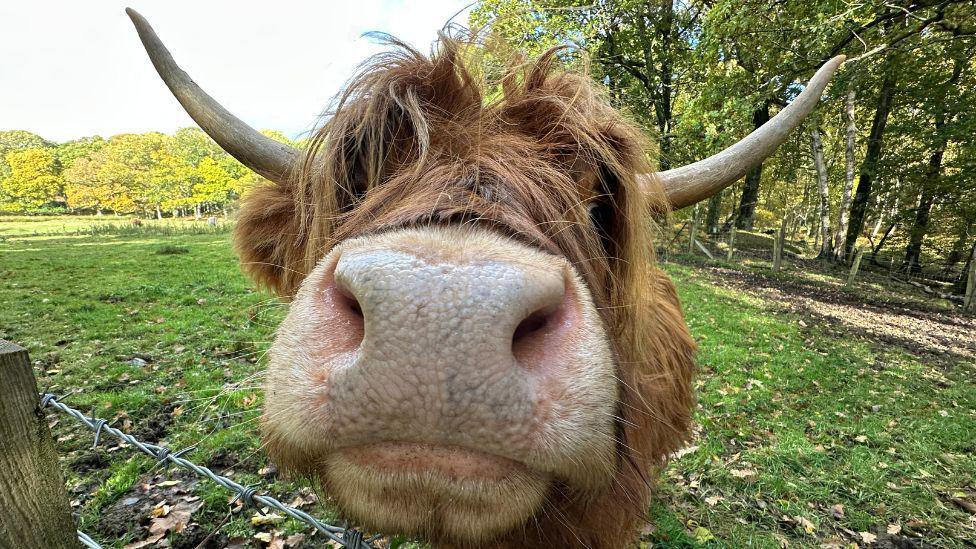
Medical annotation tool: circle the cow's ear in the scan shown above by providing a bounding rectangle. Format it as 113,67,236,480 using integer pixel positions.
234,182,306,297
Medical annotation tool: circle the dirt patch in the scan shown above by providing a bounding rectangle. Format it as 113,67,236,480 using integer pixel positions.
703,266,976,365
69,450,111,472
132,401,178,444
97,469,202,538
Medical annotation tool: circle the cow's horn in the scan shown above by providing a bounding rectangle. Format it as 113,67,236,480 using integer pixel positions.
654,55,846,210
126,8,298,183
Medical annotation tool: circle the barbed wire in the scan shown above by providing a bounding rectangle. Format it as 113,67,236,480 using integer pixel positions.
40,393,379,549
77,529,102,548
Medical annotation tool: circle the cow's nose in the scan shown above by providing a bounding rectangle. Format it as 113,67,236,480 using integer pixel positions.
325,248,569,370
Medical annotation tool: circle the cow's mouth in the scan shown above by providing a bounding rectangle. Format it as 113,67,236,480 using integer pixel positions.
339,442,534,481
321,441,552,542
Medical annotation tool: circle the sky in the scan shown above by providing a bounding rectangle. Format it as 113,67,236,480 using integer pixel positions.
0,0,473,143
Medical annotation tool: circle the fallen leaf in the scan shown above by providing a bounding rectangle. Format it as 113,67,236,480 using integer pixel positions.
904,519,927,531
151,503,171,518
730,468,758,481
125,498,203,548
288,494,314,508
123,532,166,549
860,531,877,544
794,515,815,534
887,524,901,535
251,512,285,526
951,498,976,514
705,495,724,506
693,526,714,544
830,503,844,519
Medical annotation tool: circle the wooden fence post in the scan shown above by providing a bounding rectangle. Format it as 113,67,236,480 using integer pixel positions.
965,256,976,312
772,233,781,271
727,226,736,262
0,340,79,548
688,205,700,255
847,247,865,287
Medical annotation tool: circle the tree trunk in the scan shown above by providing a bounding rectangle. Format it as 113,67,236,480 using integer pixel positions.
902,49,964,273
705,191,723,234
736,102,771,230
155,204,163,220
194,203,201,219
871,222,897,264
869,181,899,242
957,239,976,294
811,129,832,259
844,64,897,258
632,0,676,169
654,0,675,167
833,88,857,258
903,176,938,273
944,223,974,274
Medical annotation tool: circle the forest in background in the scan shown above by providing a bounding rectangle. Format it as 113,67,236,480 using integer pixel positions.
0,128,296,219
2,0,974,284
471,0,976,283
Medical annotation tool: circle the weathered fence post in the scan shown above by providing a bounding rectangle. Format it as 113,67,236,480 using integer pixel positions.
688,205,700,255
965,256,976,312
727,226,736,262
772,233,781,271
847,247,865,287
0,340,79,548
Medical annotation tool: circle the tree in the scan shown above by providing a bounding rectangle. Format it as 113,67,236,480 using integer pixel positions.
1,148,63,208
810,129,832,258
833,88,857,258
844,60,898,258
0,130,50,182
902,40,972,272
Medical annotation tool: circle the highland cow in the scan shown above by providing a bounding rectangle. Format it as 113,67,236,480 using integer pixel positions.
127,9,842,547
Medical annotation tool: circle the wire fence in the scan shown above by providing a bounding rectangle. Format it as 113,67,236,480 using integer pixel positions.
39,393,380,549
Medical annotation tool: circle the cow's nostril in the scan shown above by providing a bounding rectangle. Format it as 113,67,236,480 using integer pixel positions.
512,310,549,345
336,287,364,320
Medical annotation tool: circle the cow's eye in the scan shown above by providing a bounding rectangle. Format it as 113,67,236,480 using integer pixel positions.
587,199,614,253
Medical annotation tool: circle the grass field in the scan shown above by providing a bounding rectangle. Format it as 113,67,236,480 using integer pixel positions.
1,216,974,548
0,214,233,238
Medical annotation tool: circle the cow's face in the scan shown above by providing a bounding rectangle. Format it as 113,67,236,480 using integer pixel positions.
264,227,619,541
237,44,696,544
127,9,841,545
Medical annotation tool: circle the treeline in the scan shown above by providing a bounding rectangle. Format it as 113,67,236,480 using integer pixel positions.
0,128,295,218
472,0,976,279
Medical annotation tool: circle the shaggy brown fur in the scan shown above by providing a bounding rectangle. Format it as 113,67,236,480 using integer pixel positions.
234,36,696,548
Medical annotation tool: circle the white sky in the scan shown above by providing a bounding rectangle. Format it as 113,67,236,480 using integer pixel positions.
0,1,473,143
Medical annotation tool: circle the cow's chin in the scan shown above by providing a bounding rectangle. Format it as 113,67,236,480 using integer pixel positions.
319,443,551,542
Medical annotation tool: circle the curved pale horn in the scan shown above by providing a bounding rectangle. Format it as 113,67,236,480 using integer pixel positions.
654,55,846,210
126,8,299,183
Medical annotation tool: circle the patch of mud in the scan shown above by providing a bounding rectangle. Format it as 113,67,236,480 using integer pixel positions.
132,401,177,444
97,470,200,538
69,450,110,472
206,448,240,471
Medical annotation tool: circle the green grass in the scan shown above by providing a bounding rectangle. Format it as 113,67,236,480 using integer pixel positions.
1,217,973,547
0,214,233,238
